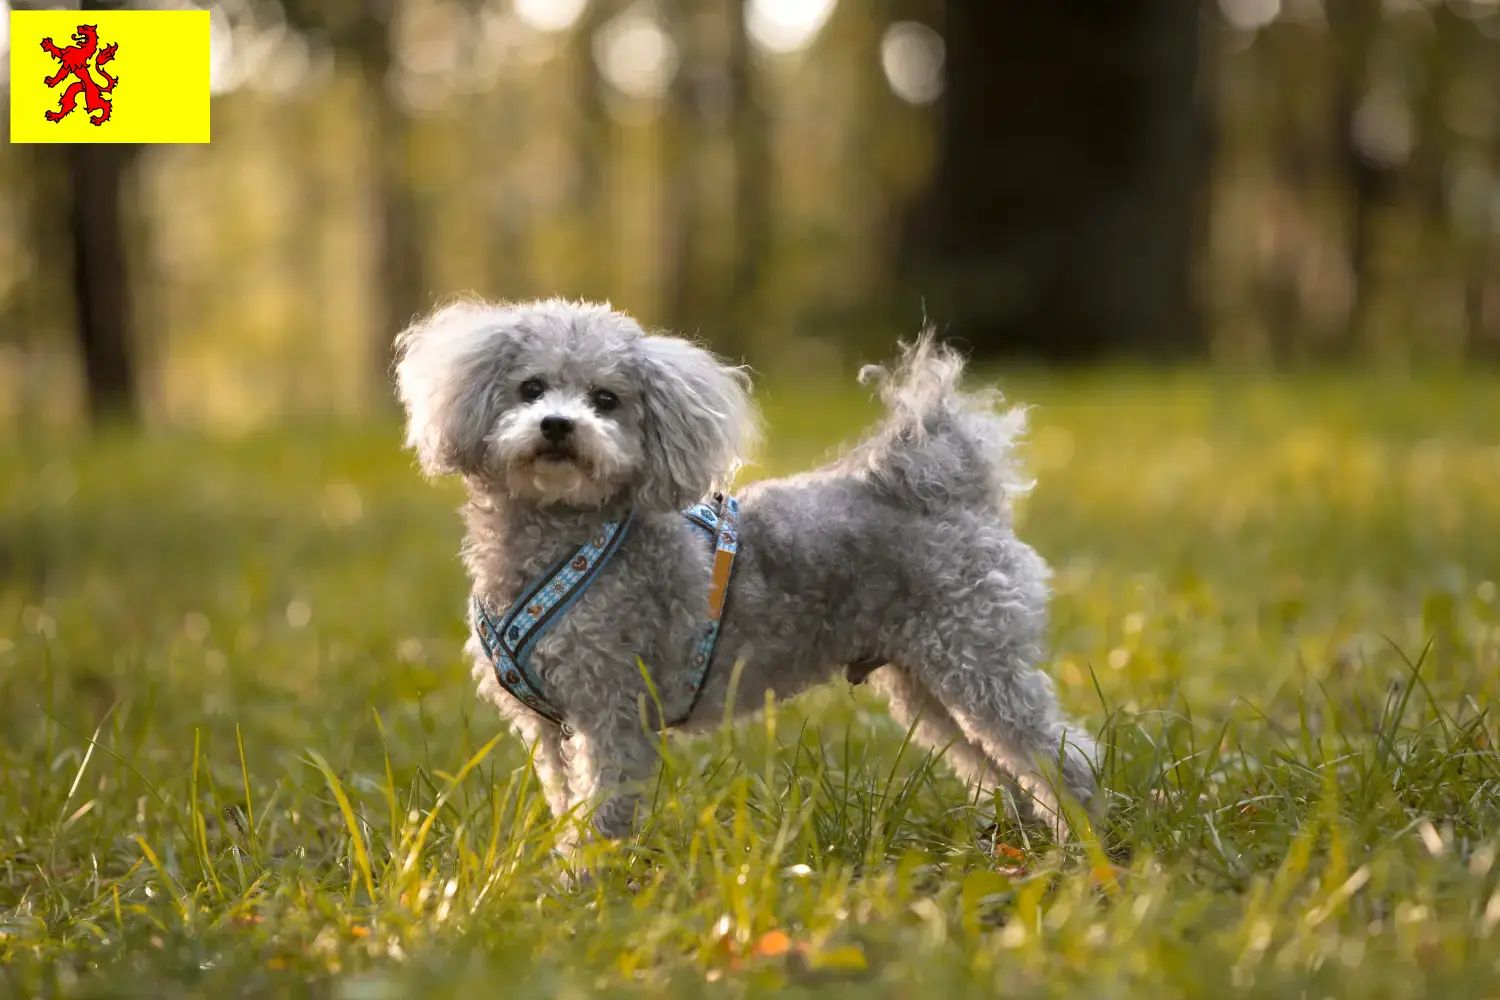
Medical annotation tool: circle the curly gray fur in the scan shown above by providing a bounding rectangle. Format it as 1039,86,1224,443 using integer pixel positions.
394,298,1099,848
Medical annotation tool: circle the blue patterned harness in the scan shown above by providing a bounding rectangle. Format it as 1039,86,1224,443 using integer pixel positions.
471,494,741,729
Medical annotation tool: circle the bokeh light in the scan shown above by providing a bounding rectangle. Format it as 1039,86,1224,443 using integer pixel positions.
513,0,588,34
1219,0,1281,32
745,0,837,55
880,21,944,106
594,8,678,102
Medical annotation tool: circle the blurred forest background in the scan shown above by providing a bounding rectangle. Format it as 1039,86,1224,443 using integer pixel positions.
1,0,1498,430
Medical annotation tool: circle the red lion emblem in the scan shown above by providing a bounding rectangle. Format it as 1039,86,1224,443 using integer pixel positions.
41,24,119,126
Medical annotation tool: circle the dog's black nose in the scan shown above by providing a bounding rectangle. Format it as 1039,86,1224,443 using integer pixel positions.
540,415,575,443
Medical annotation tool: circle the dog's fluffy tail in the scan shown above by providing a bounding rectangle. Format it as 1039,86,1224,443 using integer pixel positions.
845,330,1032,516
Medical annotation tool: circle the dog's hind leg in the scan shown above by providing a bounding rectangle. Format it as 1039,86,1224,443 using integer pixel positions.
935,663,1099,842
865,663,1028,820
889,559,1099,840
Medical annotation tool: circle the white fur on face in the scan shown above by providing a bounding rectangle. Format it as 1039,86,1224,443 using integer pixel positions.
394,297,755,510
492,390,640,506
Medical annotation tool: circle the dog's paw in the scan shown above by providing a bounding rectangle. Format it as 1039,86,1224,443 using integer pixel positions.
557,864,594,893
1045,726,1104,843
550,844,594,893
1058,725,1101,809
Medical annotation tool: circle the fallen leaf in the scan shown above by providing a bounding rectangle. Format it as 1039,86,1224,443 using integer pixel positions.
993,842,1029,876
752,929,791,957
1091,863,1126,893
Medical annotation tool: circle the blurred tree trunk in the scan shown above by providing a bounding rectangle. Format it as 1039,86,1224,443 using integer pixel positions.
358,44,424,397
1451,12,1500,363
63,0,141,425
1470,50,1500,362
66,144,140,424
664,0,708,336
725,0,768,348
902,0,1204,362
665,0,766,354
569,0,612,297
282,0,427,399
1327,0,1390,356
1190,2,1220,361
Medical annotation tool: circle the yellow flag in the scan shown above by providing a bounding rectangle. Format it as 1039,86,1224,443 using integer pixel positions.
9,9,211,144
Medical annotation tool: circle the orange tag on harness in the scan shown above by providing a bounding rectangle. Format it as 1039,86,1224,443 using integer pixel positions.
707,547,734,620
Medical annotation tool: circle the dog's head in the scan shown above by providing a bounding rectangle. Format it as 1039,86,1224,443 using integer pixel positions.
394,298,755,509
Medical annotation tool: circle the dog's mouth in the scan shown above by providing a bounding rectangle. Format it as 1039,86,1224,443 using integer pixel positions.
532,443,580,466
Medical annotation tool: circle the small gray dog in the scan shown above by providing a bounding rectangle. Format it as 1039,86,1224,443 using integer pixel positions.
394,298,1098,849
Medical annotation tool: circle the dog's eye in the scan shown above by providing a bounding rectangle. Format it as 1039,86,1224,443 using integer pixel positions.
590,388,620,413
519,378,547,402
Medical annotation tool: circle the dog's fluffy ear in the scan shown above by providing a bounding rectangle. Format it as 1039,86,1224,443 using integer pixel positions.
393,302,518,477
633,335,756,510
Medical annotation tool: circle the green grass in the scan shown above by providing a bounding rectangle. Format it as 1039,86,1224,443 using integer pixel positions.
3,370,1500,997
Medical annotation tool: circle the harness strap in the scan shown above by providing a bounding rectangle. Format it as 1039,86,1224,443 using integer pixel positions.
677,493,740,725
472,512,634,727
472,496,741,729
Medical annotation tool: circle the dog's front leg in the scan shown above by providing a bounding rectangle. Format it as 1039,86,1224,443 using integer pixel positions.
508,711,571,825
563,704,660,842
469,640,574,840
